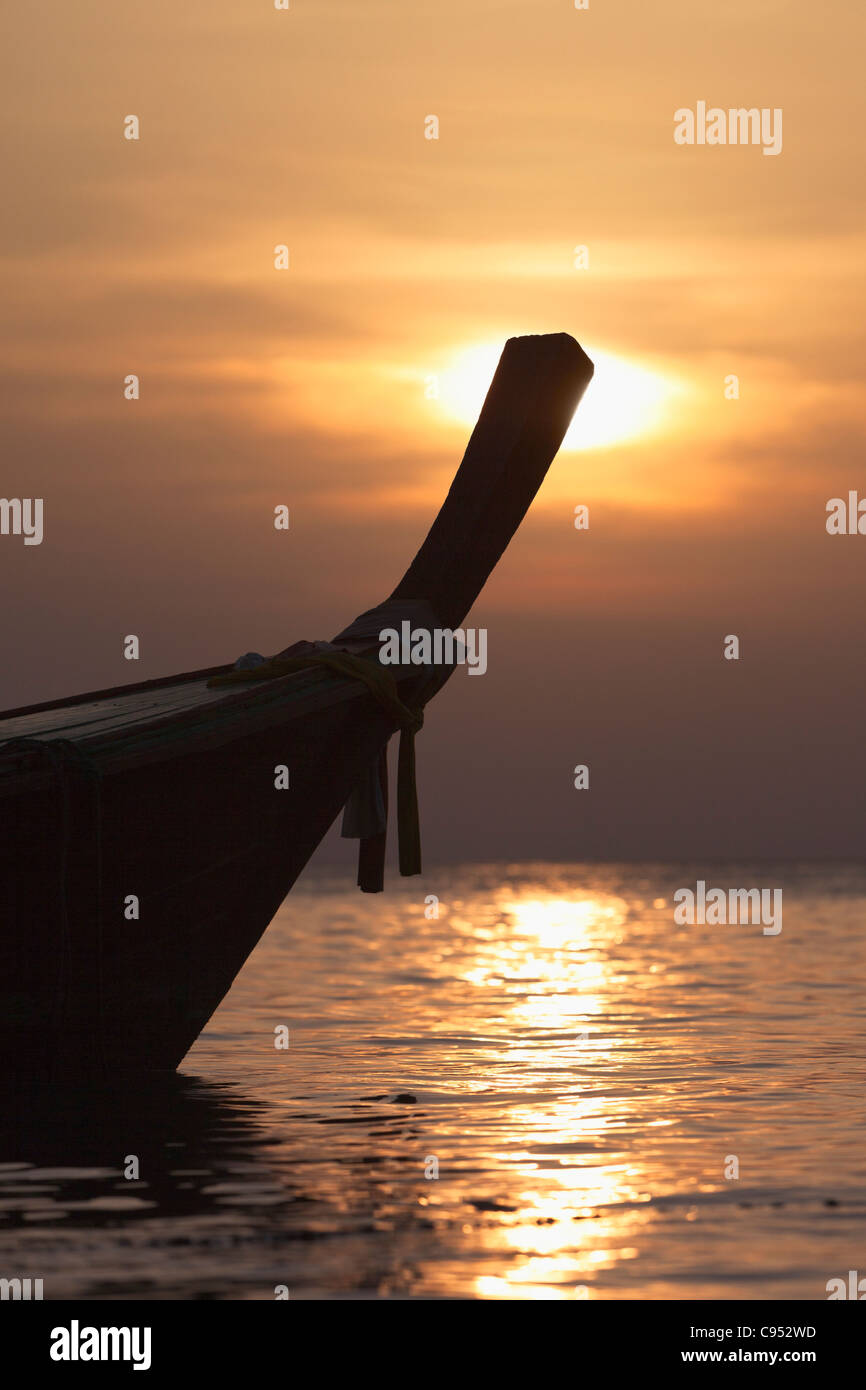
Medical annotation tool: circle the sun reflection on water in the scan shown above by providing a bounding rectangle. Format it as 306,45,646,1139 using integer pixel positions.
175,863,863,1300
432,888,655,1299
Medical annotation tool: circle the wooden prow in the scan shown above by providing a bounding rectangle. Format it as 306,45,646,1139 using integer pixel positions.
391,333,593,630
0,330,596,1078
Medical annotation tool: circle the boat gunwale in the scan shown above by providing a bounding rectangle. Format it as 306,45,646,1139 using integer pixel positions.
0,661,235,723
0,654,436,794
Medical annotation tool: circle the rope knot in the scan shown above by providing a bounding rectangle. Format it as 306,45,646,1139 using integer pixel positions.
207,644,427,889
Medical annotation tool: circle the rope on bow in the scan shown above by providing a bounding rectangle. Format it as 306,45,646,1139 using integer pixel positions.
208,649,424,887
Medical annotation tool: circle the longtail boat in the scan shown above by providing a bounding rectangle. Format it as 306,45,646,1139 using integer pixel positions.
0,333,593,1079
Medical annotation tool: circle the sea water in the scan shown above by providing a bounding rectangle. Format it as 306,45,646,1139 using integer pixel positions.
0,862,863,1300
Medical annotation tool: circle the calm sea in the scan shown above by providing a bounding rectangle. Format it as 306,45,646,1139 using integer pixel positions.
1,862,863,1300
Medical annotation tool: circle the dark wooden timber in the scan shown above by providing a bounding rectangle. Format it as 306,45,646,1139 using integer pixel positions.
392,333,593,628
0,334,593,1081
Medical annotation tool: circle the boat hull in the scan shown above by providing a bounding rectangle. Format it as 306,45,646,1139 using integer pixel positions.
0,684,400,1079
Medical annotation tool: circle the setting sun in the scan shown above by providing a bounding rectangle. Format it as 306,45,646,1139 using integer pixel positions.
436,341,684,450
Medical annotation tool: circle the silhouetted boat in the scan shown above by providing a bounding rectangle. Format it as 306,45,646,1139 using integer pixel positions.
0,334,593,1079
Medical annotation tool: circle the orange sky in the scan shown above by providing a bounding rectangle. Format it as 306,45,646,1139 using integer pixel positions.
2,1,865,859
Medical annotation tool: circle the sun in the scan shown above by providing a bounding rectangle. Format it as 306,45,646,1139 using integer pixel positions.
435,340,682,450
